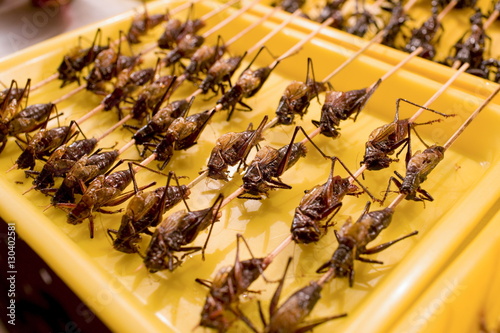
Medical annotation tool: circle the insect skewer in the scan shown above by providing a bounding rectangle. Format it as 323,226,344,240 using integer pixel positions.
108,0,204,49
73,1,284,129
217,56,472,282
352,61,469,178
29,0,240,103
28,13,304,186
21,114,133,195
183,12,327,107
192,69,484,329
65,0,265,132
212,16,472,207
7,1,287,178
387,84,500,210
168,1,281,97
321,0,420,84
316,84,500,285
141,0,242,55
328,0,459,82
28,1,195,92
124,15,336,175
451,7,498,70
32,0,246,123
264,0,463,130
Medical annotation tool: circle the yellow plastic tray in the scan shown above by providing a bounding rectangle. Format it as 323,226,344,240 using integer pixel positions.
390,209,500,333
1,1,500,332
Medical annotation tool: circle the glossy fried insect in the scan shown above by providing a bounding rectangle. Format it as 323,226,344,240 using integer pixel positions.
316,0,346,28
85,38,141,95
217,48,279,120
0,79,30,107
157,9,205,50
380,2,410,49
436,0,477,9
126,6,166,44
199,53,246,95
102,66,156,114
274,58,330,126
205,115,268,181
61,162,155,238
316,201,418,286
240,126,325,200
143,194,223,272
15,122,74,170
195,234,270,332
130,74,177,122
152,108,216,170
385,145,445,203
446,9,488,70
291,157,369,244
0,79,31,153
107,171,190,253
346,0,380,38
51,149,120,204
8,102,55,140
312,79,381,138
57,29,109,87
184,36,227,83
162,33,205,69
157,17,184,50
403,6,441,60
361,98,453,171
132,84,195,147
253,258,347,333
465,58,500,82
275,0,306,14
26,136,98,191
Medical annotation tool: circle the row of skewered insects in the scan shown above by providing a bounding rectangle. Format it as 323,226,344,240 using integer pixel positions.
1,0,496,331
276,0,500,82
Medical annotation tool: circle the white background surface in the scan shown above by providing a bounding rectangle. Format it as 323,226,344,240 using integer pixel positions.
0,0,142,58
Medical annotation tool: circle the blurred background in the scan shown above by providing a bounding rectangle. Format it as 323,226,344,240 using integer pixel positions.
0,0,143,58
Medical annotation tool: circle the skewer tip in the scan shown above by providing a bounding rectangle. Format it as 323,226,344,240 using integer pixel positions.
6,164,18,173
22,185,36,195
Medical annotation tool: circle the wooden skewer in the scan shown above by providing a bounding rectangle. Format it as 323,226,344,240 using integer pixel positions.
201,0,263,38
408,62,469,123
271,16,334,67
437,0,458,21
51,84,87,105
484,1,500,28
224,5,280,47
30,73,59,92
247,9,302,55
